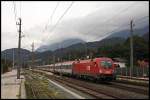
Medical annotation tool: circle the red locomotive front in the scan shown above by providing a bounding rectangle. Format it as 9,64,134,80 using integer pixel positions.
72,57,116,81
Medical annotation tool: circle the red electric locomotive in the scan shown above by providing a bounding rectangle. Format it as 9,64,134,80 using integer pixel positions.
47,57,116,81
72,57,116,81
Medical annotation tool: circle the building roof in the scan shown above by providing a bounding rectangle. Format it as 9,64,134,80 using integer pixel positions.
112,58,127,62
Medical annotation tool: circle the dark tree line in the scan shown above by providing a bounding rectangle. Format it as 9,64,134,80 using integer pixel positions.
33,35,149,67
1,59,12,74
57,35,149,67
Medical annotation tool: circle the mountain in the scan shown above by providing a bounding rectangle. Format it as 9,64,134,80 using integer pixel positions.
64,37,126,52
28,37,125,65
36,38,86,52
49,37,126,61
2,32,148,66
1,48,31,63
141,32,149,42
106,25,149,39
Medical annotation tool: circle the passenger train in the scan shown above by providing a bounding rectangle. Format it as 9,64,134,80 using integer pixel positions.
38,57,116,81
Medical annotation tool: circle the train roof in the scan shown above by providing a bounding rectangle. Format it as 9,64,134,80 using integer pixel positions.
53,61,75,66
94,57,113,61
73,57,112,63
48,57,112,66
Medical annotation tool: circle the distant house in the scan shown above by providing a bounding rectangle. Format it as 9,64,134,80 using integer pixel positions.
112,58,127,68
137,59,149,68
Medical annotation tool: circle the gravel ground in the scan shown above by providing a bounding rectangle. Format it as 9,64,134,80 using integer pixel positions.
25,70,94,99
67,78,149,99
31,69,149,99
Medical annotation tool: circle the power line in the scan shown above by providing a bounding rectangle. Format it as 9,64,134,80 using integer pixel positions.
135,15,149,21
41,2,134,44
83,2,145,41
41,1,74,45
20,1,21,18
94,23,129,41
21,35,33,49
94,15,148,41
104,2,136,23
134,16,149,24
13,1,17,21
49,1,74,33
21,41,31,49
13,1,18,31
87,2,137,35
44,2,60,31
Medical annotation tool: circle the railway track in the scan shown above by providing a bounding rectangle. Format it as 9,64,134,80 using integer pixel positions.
48,75,119,99
24,71,55,99
31,69,149,99
31,69,120,99
37,68,149,94
39,68,149,87
29,70,148,99
58,76,148,99
109,81,148,95
25,74,40,99
112,79,149,87
37,69,149,88
118,75,149,81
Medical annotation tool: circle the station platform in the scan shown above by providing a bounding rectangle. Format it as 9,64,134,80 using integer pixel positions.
1,69,26,99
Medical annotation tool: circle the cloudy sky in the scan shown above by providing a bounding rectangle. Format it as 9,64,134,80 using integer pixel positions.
1,1,149,51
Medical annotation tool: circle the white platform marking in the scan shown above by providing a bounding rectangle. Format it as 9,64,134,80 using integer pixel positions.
47,79,85,99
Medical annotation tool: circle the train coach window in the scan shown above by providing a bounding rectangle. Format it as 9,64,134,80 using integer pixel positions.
67,65,69,69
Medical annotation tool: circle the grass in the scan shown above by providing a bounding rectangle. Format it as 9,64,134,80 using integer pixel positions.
24,70,67,99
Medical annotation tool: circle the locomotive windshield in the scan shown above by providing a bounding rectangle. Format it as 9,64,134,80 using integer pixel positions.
100,61,112,68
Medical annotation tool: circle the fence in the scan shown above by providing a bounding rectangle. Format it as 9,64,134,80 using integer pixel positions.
115,66,149,77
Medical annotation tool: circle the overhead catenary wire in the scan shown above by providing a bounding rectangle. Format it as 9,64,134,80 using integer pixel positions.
13,1,17,21
20,1,21,18
134,15,149,24
41,1,74,44
21,33,33,48
44,1,60,32
42,1,134,42
134,15,149,21
83,2,147,41
49,1,74,33
86,2,137,35
13,1,18,31
94,16,149,41
18,1,148,53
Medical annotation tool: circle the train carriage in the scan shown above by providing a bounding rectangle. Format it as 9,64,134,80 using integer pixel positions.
47,57,116,81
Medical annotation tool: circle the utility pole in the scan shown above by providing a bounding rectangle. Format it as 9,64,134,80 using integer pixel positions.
16,18,22,79
84,43,87,59
53,55,55,72
130,20,134,77
31,42,34,69
5,51,6,65
13,49,14,69
69,53,70,61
